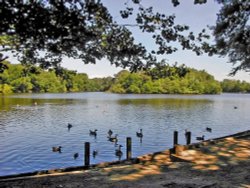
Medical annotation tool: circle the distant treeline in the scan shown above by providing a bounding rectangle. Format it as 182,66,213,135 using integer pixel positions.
0,61,250,94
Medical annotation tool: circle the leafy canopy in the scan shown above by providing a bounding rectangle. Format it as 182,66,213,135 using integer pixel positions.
0,0,249,75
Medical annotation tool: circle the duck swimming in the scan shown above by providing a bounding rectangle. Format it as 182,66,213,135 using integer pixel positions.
206,127,212,132
67,123,73,130
93,150,98,158
74,153,79,159
115,145,123,157
136,129,143,138
52,146,62,153
196,135,205,141
108,129,113,137
89,129,97,137
109,134,118,143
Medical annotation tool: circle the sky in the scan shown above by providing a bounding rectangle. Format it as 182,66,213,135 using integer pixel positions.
7,0,250,82
62,0,250,82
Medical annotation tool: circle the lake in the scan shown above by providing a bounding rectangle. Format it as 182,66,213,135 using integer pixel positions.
0,92,249,176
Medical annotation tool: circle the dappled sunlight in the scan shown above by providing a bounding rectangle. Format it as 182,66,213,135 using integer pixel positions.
100,135,250,182
174,136,250,171
102,150,172,181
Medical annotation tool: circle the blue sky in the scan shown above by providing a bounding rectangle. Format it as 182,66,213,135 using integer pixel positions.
5,0,248,81
62,0,250,81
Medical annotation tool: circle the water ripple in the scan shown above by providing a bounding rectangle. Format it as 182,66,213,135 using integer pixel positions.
0,93,249,176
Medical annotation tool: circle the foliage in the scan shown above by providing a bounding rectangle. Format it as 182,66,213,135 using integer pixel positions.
1,0,248,75
211,0,250,75
146,61,189,80
0,84,13,94
220,79,250,93
109,67,222,94
0,62,115,94
0,0,152,72
1,62,250,95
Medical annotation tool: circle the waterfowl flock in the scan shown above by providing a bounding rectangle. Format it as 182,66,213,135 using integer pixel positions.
52,125,143,161
52,121,215,163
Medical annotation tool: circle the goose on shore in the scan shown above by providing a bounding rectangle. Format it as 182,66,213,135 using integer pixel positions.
196,135,205,141
136,129,143,138
52,146,62,153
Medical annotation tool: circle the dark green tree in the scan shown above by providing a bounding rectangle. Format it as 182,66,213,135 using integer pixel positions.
211,0,250,75
1,0,247,75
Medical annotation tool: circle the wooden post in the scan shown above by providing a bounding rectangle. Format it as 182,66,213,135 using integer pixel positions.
84,142,90,166
173,131,178,146
186,131,191,145
126,137,132,160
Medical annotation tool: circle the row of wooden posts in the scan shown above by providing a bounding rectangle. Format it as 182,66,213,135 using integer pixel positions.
83,131,191,166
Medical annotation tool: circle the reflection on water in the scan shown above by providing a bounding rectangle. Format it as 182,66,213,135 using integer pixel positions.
0,92,249,176
118,98,211,107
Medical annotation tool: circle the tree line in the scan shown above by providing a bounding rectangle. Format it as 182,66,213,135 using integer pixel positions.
0,61,250,94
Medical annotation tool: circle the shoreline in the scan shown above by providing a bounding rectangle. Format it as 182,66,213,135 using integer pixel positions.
0,130,249,187
1,130,249,180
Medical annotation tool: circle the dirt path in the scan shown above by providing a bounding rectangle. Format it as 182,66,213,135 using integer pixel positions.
1,133,249,188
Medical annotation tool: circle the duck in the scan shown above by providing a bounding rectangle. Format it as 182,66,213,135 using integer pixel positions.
136,129,143,138
89,129,97,136
52,146,62,153
74,153,79,159
206,127,212,132
67,123,73,130
196,135,205,141
93,150,98,158
109,134,118,143
115,145,123,157
108,129,113,137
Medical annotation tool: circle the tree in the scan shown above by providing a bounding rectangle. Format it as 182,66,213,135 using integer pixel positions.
110,67,222,94
11,77,33,93
0,0,249,75
0,0,151,72
71,73,89,92
0,84,13,94
32,71,66,93
221,79,250,93
211,0,250,75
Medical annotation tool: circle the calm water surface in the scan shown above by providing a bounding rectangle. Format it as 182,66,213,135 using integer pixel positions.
0,92,249,176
